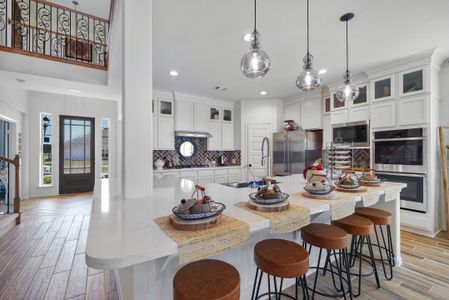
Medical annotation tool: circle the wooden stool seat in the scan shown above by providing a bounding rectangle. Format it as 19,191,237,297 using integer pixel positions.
301,223,348,250
355,207,392,225
254,239,309,278
173,259,240,300
332,215,374,236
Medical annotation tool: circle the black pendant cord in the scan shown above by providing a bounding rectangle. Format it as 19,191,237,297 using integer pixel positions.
254,0,257,32
345,20,349,73
306,0,310,55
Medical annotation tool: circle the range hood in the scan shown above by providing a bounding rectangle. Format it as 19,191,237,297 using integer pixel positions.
175,131,212,138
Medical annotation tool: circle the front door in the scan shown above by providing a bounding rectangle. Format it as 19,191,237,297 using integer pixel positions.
59,116,95,194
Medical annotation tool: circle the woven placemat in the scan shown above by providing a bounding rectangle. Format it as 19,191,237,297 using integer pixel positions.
364,183,403,202
154,214,250,265
235,202,311,234
292,192,356,220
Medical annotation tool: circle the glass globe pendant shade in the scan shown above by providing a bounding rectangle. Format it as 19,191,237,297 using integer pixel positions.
336,82,359,102
241,49,271,79
240,31,271,79
296,68,321,90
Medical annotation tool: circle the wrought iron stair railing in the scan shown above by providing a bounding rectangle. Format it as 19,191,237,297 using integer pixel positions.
0,0,109,70
0,154,20,224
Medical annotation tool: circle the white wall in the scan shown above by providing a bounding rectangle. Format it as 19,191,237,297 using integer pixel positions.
27,91,118,198
0,83,29,201
239,98,284,179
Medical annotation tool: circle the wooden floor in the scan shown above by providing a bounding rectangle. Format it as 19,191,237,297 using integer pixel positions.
1,195,449,299
0,194,117,300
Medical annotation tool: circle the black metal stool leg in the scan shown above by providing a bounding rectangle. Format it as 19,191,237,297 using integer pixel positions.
354,236,365,297
367,236,381,288
342,248,354,300
311,247,323,300
251,268,259,300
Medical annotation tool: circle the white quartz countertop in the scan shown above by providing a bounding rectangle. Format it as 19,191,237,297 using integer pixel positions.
85,175,402,270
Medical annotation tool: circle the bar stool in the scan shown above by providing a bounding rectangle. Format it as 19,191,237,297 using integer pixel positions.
332,215,380,297
173,259,240,300
301,223,353,300
251,239,309,300
355,207,394,280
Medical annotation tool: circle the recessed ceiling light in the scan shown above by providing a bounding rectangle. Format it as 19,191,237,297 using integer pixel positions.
169,70,179,77
69,88,81,93
242,33,252,42
260,91,267,95
318,69,327,75
16,78,25,84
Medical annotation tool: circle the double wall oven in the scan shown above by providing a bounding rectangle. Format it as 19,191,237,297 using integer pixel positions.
373,128,427,213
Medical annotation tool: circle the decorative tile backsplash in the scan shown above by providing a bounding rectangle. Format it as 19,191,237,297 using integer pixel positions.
153,137,241,169
353,149,370,168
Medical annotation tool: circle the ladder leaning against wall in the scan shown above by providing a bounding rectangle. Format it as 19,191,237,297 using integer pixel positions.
438,126,449,239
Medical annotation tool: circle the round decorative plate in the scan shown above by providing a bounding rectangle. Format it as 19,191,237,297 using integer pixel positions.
172,202,226,220
303,186,333,195
337,183,360,189
249,192,289,205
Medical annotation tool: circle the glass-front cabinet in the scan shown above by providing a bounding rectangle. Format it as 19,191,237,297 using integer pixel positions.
371,74,395,101
210,107,220,121
399,67,425,97
223,109,232,122
351,83,368,106
159,99,173,116
324,96,331,114
332,93,346,110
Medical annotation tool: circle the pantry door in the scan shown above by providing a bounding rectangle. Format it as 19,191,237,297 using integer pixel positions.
59,116,95,194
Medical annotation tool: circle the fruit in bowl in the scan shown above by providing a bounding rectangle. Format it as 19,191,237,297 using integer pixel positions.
337,171,360,188
304,172,334,195
360,172,380,183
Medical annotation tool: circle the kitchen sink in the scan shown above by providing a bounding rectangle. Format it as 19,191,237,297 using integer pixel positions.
221,181,263,189
222,180,281,189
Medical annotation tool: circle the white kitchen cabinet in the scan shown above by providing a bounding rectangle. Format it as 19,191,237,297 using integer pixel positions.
158,98,174,117
152,117,158,149
397,96,427,126
350,83,369,107
399,66,426,98
348,105,370,122
300,98,322,129
157,117,175,150
322,115,331,148
208,121,222,150
371,100,396,129
284,102,300,123
331,93,346,111
193,103,210,132
227,174,241,182
371,74,395,102
179,170,197,182
222,123,234,150
175,100,194,131
330,110,348,125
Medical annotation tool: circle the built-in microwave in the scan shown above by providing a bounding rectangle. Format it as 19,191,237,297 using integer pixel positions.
332,121,370,147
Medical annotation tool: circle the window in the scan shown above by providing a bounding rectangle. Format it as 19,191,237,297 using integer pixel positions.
101,119,110,178
40,113,53,186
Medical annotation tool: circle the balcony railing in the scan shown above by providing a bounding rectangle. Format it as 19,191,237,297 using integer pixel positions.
0,0,109,70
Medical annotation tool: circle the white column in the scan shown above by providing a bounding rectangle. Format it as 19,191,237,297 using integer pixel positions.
122,0,153,198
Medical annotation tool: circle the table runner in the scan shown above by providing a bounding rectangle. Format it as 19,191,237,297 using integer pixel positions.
235,202,311,234
292,192,356,220
154,214,250,264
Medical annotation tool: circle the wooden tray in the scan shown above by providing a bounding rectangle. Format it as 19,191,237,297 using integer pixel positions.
247,199,289,212
169,214,222,231
335,186,368,193
301,191,339,200
360,181,382,187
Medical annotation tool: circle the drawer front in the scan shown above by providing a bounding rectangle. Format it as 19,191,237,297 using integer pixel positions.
214,169,227,176
214,175,228,184
198,170,214,177
227,168,241,175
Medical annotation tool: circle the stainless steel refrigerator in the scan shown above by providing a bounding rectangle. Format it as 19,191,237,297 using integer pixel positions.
272,129,323,176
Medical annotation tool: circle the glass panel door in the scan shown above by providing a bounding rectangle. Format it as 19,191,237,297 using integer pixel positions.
60,116,95,194
0,119,10,214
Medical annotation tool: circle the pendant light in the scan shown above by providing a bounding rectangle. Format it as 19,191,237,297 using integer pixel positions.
240,0,271,79
336,13,359,102
296,0,321,90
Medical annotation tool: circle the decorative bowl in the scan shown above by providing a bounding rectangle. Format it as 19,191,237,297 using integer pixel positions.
249,192,289,205
172,201,226,220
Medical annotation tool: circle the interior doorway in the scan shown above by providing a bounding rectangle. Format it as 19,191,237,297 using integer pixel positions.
0,119,10,213
246,123,272,179
59,116,95,194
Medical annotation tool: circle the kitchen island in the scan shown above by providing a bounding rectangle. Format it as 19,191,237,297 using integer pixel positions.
86,175,405,299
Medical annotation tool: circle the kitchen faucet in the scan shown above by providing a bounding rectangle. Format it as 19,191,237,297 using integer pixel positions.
261,137,270,172
244,164,257,188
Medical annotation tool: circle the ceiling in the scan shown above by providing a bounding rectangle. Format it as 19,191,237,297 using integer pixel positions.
153,0,449,100
50,0,111,20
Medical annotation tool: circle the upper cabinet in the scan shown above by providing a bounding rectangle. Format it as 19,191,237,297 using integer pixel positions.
193,103,209,132
399,66,426,97
350,83,368,107
223,109,233,122
323,96,331,114
175,100,194,131
370,100,396,129
331,93,346,111
158,98,174,116
210,107,220,121
300,98,322,129
284,102,300,123
371,74,395,102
